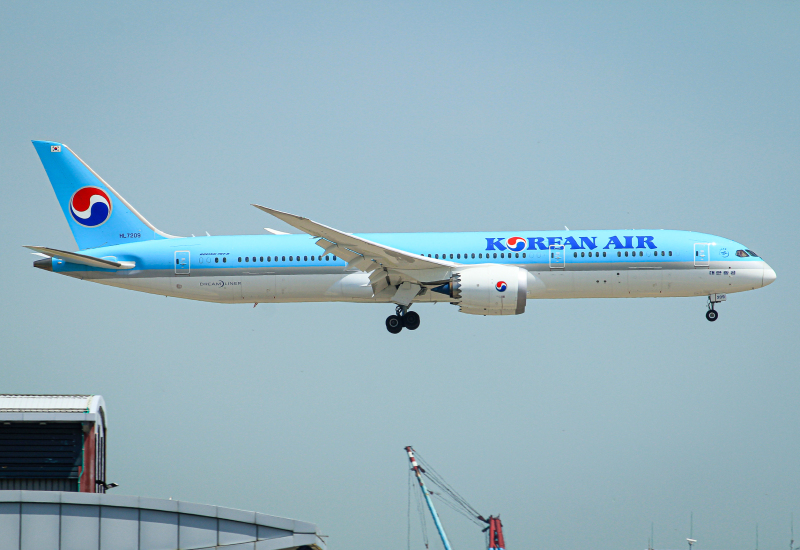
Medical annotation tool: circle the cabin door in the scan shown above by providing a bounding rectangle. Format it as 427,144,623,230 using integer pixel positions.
549,245,565,269
175,251,190,275
694,243,710,267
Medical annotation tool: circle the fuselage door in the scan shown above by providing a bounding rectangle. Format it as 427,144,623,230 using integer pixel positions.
175,251,190,275
694,243,709,267
549,244,565,269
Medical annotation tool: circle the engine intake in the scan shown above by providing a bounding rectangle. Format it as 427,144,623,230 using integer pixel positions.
432,265,529,315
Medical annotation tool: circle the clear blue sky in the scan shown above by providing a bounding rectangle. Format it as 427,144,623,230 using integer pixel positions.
1,2,798,550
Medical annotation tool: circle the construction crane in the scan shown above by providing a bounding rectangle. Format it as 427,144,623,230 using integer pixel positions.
405,446,506,550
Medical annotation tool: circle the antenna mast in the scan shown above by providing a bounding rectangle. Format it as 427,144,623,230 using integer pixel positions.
406,446,453,550
687,512,696,550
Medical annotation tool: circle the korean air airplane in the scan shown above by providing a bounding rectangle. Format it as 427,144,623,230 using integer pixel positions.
26,141,776,333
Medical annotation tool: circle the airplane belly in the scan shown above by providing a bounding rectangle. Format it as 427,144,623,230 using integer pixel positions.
627,269,663,297
277,274,354,302
171,276,241,303
241,274,276,302
571,271,615,298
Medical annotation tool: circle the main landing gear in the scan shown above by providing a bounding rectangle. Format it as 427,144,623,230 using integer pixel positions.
706,293,725,322
386,306,421,334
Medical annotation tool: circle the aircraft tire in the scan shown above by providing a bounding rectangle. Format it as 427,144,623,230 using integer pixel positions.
706,310,719,322
403,311,421,330
386,315,403,334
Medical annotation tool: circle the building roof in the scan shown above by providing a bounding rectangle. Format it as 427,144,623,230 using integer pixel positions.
0,395,103,413
0,490,325,550
0,395,106,427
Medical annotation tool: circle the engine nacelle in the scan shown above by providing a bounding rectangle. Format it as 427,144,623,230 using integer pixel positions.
432,265,530,315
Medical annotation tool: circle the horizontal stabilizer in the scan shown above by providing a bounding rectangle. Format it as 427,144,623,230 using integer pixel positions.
23,246,135,270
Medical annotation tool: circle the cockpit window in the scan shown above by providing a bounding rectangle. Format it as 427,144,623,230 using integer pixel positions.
736,250,748,258
746,250,759,257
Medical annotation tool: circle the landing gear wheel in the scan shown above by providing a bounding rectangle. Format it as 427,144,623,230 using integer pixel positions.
403,310,421,330
706,309,719,322
386,315,403,334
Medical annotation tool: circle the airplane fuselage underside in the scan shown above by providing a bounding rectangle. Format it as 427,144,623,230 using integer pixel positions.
69,262,767,304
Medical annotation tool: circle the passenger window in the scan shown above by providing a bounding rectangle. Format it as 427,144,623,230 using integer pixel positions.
603,252,606,257
333,256,337,261
581,252,585,257
501,253,505,258
457,254,461,259
304,256,308,261
223,257,227,263
238,257,242,262
325,256,329,261
450,254,453,259
625,251,629,257
297,256,300,261
669,251,672,256
736,250,748,257
282,256,286,261
493,253,497,259
176,259,179,265
471,253,475,259
515,253,519,258
639,251,643,256
574,252,577,258
479,253,483,259
246,257,249,262
215,257,219,263
661,251,664,256
617,251,621,257
289,256,293,261
260,256,263,262
435,254,439,259
522,253,526,258
588,252,591,257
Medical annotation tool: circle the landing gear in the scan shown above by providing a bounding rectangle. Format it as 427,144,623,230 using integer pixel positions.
706,293,725,322
386,315,403,334
385,306,421,334
403,310,421,330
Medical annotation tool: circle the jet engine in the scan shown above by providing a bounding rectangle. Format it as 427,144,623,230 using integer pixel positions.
431,265,531,315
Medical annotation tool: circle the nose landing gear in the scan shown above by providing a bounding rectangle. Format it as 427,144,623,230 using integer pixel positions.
385,306,421,334
706,293,725,322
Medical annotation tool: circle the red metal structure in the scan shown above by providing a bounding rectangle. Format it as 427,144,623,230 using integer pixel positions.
487,516,506,550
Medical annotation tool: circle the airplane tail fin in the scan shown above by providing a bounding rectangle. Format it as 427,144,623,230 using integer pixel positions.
32,140,178,250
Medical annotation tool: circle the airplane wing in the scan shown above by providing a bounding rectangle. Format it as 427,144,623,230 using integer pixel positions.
23,246,136,270
251,205,455,297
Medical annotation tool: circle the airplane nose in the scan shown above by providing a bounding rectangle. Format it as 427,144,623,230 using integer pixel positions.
762,265,776,287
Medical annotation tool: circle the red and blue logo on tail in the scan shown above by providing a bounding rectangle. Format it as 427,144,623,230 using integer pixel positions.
69,186,112,227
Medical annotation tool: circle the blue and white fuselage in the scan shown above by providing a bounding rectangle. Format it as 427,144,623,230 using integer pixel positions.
26,141,776,332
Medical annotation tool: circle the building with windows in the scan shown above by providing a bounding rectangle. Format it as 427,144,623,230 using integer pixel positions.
0,395,107,492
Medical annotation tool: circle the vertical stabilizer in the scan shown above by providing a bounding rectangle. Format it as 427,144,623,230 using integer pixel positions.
32,141,178,250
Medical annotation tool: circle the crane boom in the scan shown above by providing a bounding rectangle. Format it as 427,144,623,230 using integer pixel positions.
406,446,453,550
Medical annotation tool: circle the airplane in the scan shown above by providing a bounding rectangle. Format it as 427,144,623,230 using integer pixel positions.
25,140,776,334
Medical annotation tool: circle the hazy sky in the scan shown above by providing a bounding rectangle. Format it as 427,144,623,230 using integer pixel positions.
1,3,798,550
